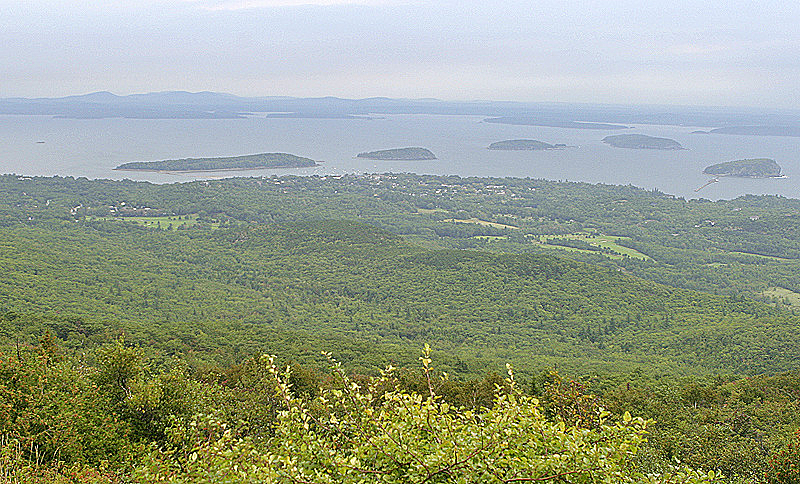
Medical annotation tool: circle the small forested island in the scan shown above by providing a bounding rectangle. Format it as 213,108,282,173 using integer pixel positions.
703,158,783,178
602,134,683,150
114,152,317,172
356,147,436,160
488,139,566,150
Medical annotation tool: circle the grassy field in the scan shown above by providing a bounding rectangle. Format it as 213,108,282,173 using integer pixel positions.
538,243,622,258
88,214,221,230
538,234,652,261
727,251,795,261
443,218,519,230
761,286,800,310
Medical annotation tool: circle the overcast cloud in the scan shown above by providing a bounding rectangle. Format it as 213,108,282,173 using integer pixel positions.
2,0,799,108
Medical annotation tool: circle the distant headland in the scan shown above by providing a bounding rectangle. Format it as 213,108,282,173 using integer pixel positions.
693,126,800,137
484,117,629,130
114,152,318,173
602,134,683,150
703,158,783,178
488,139,566,151
356,147,436,160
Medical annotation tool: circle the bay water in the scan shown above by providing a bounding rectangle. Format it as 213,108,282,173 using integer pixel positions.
1,113,798,200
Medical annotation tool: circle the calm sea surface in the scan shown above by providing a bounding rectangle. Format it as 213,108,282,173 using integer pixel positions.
1,114,798,200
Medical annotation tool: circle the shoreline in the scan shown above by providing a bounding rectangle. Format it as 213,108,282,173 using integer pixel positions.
354,157,437,161
113,164,319,174
702,172,787,179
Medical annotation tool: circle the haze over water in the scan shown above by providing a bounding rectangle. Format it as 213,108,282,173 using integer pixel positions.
2,113,797,200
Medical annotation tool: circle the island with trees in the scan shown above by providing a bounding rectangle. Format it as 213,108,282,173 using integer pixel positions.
356,147,436,160
602,134,684,150
703,158,783,178
488,139,566,150
114,152,318,172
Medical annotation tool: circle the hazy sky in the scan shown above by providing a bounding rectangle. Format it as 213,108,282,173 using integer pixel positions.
3,0,800,108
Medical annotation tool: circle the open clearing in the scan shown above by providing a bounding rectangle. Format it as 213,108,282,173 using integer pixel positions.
727,251,795,262
88,214,221,230
761,286,800,310
443,218,519,230
537,234,652,260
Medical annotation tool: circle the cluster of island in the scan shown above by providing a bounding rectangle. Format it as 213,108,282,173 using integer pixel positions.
113,134,785,182
486,134,685,151
115,147,441,173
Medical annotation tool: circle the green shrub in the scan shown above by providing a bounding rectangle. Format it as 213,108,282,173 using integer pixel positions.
137,347,719,483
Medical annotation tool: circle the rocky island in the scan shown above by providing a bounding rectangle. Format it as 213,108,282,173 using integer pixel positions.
356,147,436,160
602,134,683,150
115,153,318,172
703,158,783,178
488,139,566,150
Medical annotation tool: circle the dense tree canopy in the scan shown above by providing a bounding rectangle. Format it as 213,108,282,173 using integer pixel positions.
2,173,800,481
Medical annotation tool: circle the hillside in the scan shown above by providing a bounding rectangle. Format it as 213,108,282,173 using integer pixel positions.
115,152,317,172
1,215,799,376
4,173,800,303
2,172,800,482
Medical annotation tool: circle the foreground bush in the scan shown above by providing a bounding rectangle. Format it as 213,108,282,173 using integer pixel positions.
138,347,718,483
767,429,800,483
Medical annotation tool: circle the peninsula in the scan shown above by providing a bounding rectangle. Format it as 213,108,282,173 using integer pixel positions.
114,152,318,172
356,147,436,160
602,134,683,150
699,126,800,137
703,158,783,178
488,139,566,150
484,117,629,130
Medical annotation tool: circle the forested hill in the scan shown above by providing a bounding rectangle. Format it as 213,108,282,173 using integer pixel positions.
4,173,800,481
4,173,800,302
1,215,798,377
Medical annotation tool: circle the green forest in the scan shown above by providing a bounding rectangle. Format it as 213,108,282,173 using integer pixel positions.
3,173,800,482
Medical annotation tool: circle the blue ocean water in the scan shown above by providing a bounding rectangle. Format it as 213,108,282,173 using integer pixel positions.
1,113,797,200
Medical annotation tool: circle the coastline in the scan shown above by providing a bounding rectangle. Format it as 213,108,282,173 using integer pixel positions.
113,164,318,174
703,172,788,179
354,157,436,161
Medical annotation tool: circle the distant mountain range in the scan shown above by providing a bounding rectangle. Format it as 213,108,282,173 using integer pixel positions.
3,91,800,130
